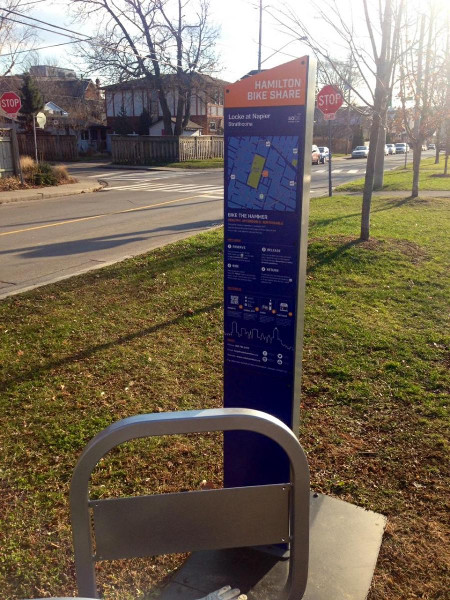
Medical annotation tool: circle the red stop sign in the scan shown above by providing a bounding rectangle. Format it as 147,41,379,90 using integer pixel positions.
317,85,343,115
0,91,22,114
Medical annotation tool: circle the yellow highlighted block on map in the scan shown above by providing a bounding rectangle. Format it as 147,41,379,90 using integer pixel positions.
247,154,266,189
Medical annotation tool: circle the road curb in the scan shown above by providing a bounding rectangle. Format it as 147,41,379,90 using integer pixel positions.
0,180,105,205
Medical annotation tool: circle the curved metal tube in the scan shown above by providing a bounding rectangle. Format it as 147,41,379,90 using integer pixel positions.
70,408,309,600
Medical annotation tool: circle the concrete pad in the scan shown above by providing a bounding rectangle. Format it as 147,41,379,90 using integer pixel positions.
160,492,386,600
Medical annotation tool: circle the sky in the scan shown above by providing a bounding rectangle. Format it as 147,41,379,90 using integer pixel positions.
5,0,448,87
6,0,335,82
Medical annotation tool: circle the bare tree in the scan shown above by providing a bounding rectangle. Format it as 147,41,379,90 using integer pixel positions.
71,0,219,135
0,0,37,76
272,0,405,240
397,3,449,196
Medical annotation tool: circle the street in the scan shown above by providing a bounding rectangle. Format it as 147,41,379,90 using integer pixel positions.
0,152,420,299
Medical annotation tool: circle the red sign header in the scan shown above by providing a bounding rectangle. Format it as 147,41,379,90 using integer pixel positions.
317,85,343,115
225,57,308,108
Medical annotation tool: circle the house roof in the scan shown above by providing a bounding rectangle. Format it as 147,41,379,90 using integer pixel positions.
103,72,229,92
0,75,105,126
44,101,69,116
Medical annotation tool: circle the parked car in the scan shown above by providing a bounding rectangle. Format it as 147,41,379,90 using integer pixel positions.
384,145,390,155
317,146,330,163
351,145,369,158
427,143,436,150
395,143,407,154
312,145,321,165
421,144,427,151
386,144,396,154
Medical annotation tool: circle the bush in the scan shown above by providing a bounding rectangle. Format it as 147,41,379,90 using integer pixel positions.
4,158,75,189
19,155,37,175
32,162,58,186
52,164,71,183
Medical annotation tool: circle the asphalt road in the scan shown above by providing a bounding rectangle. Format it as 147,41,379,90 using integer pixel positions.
0,152,420,299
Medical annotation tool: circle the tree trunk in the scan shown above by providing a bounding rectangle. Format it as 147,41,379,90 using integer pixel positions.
373,120,386,190
158,90,173,135
360,0,395,241
183,92,192,130
173,94,185,135
411,140,422,198
361,110,381,241
435,133,440,164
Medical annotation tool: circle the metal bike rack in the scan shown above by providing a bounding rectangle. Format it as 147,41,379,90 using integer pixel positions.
70,408,310,599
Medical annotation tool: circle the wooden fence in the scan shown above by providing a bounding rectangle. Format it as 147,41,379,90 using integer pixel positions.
0,128,21,179
111,135,224,165
18,134,78,162
0,129,14,177
179,136,224,161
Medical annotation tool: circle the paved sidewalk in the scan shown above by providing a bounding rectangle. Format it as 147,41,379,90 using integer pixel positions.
0,178,105,205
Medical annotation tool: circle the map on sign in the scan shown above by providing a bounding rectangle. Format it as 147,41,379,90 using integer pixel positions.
227,136,299,211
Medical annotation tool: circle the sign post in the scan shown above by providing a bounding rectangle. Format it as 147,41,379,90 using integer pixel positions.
317,85,343,197
223,57,316,488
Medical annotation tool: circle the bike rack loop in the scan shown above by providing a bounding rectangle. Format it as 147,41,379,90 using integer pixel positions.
70,407,310,600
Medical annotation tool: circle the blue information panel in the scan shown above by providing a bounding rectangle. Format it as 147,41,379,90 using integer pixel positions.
223,59,314,487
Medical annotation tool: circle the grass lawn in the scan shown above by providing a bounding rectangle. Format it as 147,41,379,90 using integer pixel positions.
337,156,450,192
1,194,449,599
148,158,223,169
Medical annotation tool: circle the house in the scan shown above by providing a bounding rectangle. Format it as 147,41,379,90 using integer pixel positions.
103,73,228,136
313,105,372,154
148,117,203,136
0,66,108,152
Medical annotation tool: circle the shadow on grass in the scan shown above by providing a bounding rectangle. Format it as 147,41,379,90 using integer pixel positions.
64,235,224,288
0,301,221,393
308,238,365,274
310,196,413,229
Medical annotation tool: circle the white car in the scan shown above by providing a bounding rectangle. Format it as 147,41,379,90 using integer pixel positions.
351,145,369,158
395,143,407,154
318,146,330,163
386,144,396,154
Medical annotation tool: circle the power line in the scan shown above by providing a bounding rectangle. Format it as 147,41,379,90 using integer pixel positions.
0,39,89,58
0,15,87,42
0,8,91,39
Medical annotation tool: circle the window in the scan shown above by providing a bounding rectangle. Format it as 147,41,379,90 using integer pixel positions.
81,130,89,140
209,121,216,130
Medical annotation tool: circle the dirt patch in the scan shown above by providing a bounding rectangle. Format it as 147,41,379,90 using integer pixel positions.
309,235,428,262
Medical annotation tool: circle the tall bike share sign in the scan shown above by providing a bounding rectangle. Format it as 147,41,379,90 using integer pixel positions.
317,85,344,197
223,57,316,488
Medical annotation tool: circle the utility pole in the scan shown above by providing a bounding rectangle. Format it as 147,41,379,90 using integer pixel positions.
32,112,38,163
258,0,262,72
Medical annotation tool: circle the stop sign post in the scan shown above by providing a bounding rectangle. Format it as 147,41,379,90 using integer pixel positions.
317,85,344,196
0,91,21,118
